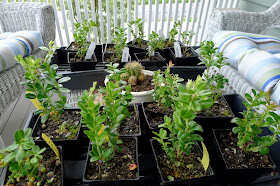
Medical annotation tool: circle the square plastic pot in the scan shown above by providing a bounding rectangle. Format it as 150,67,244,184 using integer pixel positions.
169,47,203,66
67,52,97,72
135,52,165,67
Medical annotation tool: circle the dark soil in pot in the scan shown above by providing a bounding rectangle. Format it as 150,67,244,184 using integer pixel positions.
135,52,165,67
142,102,173,129
32,110,81,141
197,96,234,118
127,40,149,50
118,106,140,136
215,130,274,169
84,138,139,181
151,140,213,183
130,74,154,92
103,52,122,63
4,148,63,186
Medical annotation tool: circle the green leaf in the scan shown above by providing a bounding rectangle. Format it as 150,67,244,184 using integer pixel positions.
59,88,70,93
25,93,36,99
116,114,126,123
41,113,50,124
15,129,24,143
167,175,174,181
30,157,38,163
259,147,269,155
58,76,71,83
102,148,113,158
4,152,16,163
232,127,241,134
16,149,26,161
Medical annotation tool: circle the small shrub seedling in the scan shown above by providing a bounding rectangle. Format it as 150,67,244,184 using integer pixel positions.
198,40,229,101
152,61,184,111
148,31,165,59
231,89,280,155
73,19,97,60
180,30,195,56
112,26,128,61
166,21,181,47
16,41,72,125
128,18,145,46
0,128,48,185
120,61,145,85
153,76,214,180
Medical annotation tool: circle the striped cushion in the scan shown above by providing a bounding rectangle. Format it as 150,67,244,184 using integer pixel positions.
0,32,12,40
0,31,43,72
238,49,280,92
213,31,280,68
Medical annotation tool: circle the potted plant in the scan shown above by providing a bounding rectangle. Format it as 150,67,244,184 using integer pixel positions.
67,19,98,72
105,62,155,103
76,80,140,183
142,61,184,130
127,18,148,60
196,40,235,131
16,41,81,144
169,30,201,66
213,89,278,180
135,31,165,67
103,26,131,67
0,128,63,186
151,75,215,184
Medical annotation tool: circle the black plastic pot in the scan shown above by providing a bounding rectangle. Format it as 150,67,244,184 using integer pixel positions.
29,108,82,147
65,41,79,52
135,52,165,67
212,129,277,182
169,47,202,66
67,52,97,72
83,137,140,185
141,102,165,131
127,40,148,61
156,48,170,63
1,146,64,186
150,139,215,185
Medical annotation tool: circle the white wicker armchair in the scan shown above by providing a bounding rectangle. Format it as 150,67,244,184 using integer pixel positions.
0,2,55,118
206,0,280,113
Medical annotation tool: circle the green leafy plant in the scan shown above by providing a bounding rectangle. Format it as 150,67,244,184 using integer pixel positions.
120,61,145,85
231,89,280,155
77,63,134,178
152,61,184,111
0,128,47,185
166,21,181,47
112,26,128,61
16,41,72,124
128,18,145,46
148,31,165,59
198,40,229,101
180,30,195,56
73,19,97,60
153,75,214,180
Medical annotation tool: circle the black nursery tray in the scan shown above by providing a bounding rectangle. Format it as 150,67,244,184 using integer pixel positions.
22,94,280,185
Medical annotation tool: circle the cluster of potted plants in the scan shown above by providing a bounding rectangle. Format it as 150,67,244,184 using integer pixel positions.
65,18,201,72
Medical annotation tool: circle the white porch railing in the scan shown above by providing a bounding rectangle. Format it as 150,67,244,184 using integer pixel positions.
0,0,240,46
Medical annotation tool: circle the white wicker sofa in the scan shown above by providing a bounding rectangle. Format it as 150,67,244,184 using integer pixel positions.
0,2,55,118
206,0,280,113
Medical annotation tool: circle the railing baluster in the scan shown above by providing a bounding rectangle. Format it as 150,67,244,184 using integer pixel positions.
83,0,91,41
66,0,75,37
201,0,218,41
59,0,70,45
174,0,180,23
134,0,139,35
51,0,63,46
234,0,240,8
121,0,124,27
74,0,81,23
166,0,173,38
222,0,227,8
98,0,105,43
160,0,167,38
106,0,111,43
113,0,118,29
142,0,145,32
190,0,199,45
194,0,206,45
127,0,131,42
185,0,193,32
178,0,187,41
148,0,152,38
154,0,159,33
90,0,98,43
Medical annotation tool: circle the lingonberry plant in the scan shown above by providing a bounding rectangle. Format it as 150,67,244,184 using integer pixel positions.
0,128,47,185
231,89,280,155
153,76,214,180
180,30,195,56
16,41,71,124
198,40,229,101
73,19,97,60
112,26,128,61
148,31,165,59
152,61,184,111
166,21,181,47
128,18,145,46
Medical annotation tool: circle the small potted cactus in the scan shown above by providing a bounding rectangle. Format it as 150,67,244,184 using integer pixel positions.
105,62,155,103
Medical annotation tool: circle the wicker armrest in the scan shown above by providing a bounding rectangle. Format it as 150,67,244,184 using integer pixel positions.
0,2,55,46
207,0,280,40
